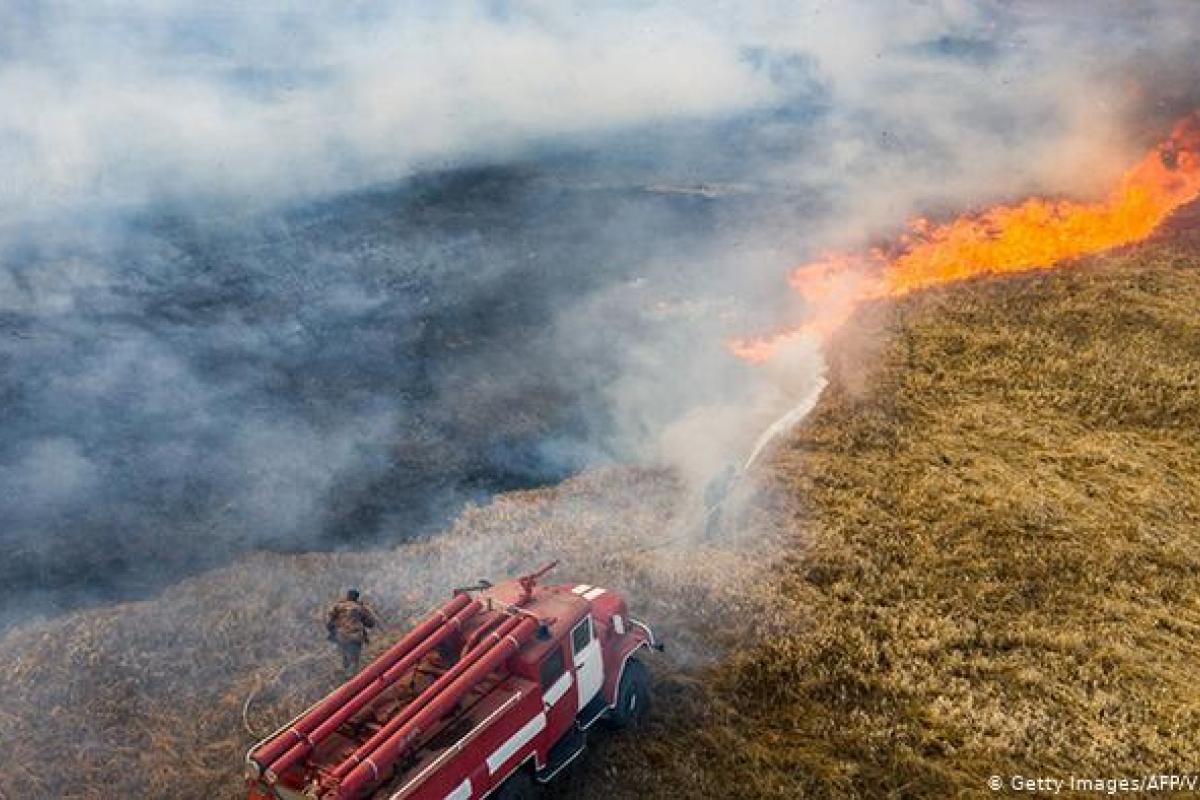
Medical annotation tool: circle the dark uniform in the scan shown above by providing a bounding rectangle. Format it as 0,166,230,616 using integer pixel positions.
326,591,378,673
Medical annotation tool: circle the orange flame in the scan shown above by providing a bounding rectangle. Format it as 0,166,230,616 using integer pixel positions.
731,111,1200,362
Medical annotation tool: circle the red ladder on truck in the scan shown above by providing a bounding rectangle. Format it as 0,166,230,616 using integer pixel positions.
246,563,660,800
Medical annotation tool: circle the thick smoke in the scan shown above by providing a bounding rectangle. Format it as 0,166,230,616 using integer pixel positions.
3,1,1199,621
0,1,772,217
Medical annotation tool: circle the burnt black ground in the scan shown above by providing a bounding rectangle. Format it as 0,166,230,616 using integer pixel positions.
0,162,815,622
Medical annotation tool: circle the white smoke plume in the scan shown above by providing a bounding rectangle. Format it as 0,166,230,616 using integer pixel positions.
2,0,1199,618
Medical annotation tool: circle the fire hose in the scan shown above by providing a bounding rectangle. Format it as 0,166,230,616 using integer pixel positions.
242,651,328,738
242,381,828,750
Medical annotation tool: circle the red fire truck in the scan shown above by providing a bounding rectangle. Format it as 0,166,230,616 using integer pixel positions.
245,563,660,799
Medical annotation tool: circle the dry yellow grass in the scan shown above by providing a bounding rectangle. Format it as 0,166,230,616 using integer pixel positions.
0,466,792,799
2,240,1199,799
556,241,1200,799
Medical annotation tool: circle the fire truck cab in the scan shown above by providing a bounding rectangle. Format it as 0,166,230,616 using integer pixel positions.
246,564,659,800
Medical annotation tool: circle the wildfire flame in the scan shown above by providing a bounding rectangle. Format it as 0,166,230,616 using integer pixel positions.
732,111,1200,362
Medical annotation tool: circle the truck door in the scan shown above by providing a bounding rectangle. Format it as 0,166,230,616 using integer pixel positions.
539,642,576,736
570,615,603,710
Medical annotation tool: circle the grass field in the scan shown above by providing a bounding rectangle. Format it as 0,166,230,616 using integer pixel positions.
557,240,1200,798
1,240,1198,799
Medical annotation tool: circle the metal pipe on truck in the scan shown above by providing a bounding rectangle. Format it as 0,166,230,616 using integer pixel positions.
249,593,473,772
265,599,482,781
333,615,539,799
328,614,527,782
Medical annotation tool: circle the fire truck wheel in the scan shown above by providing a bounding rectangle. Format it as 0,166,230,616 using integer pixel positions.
604,658,649,730
492,768,536,800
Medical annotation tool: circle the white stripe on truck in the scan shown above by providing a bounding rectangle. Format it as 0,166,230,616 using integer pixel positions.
543,670,573,707
486,713,547,774
444,778,472,800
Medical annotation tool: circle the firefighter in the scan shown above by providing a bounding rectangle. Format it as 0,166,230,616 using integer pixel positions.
703,463,739,537
326,589,378,674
